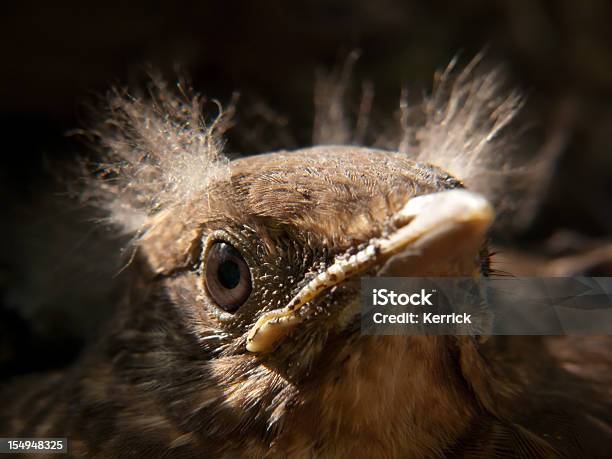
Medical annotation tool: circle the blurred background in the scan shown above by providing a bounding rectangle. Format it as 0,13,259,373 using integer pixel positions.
1,0,612,379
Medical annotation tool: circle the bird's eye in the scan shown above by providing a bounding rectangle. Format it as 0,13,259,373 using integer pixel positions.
204,241,252,312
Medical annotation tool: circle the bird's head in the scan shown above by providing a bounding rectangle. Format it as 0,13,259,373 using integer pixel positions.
92,71,518,454
131,143,493,357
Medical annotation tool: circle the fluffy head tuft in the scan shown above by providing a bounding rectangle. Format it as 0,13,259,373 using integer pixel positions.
92,79,233,236
402,56,524,202
313,54,527,219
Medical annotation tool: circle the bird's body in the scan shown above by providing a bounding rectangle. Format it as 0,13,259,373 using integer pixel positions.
2,69,611,458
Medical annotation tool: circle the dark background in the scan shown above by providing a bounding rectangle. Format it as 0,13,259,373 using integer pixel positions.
1,1,612,379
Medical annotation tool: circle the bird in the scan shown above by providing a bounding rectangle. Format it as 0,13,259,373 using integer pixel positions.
1,61,611,458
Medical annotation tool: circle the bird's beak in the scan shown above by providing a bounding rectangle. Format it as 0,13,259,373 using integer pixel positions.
246,189,494,353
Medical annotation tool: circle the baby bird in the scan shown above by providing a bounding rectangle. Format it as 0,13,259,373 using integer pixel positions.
1,63,610,458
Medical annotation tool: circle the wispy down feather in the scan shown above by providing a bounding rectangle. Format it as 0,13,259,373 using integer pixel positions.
313,54,528,221
92,79,233,236
403,56,524,202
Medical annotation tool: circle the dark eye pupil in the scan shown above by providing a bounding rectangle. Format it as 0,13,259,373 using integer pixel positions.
218,260,240,289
